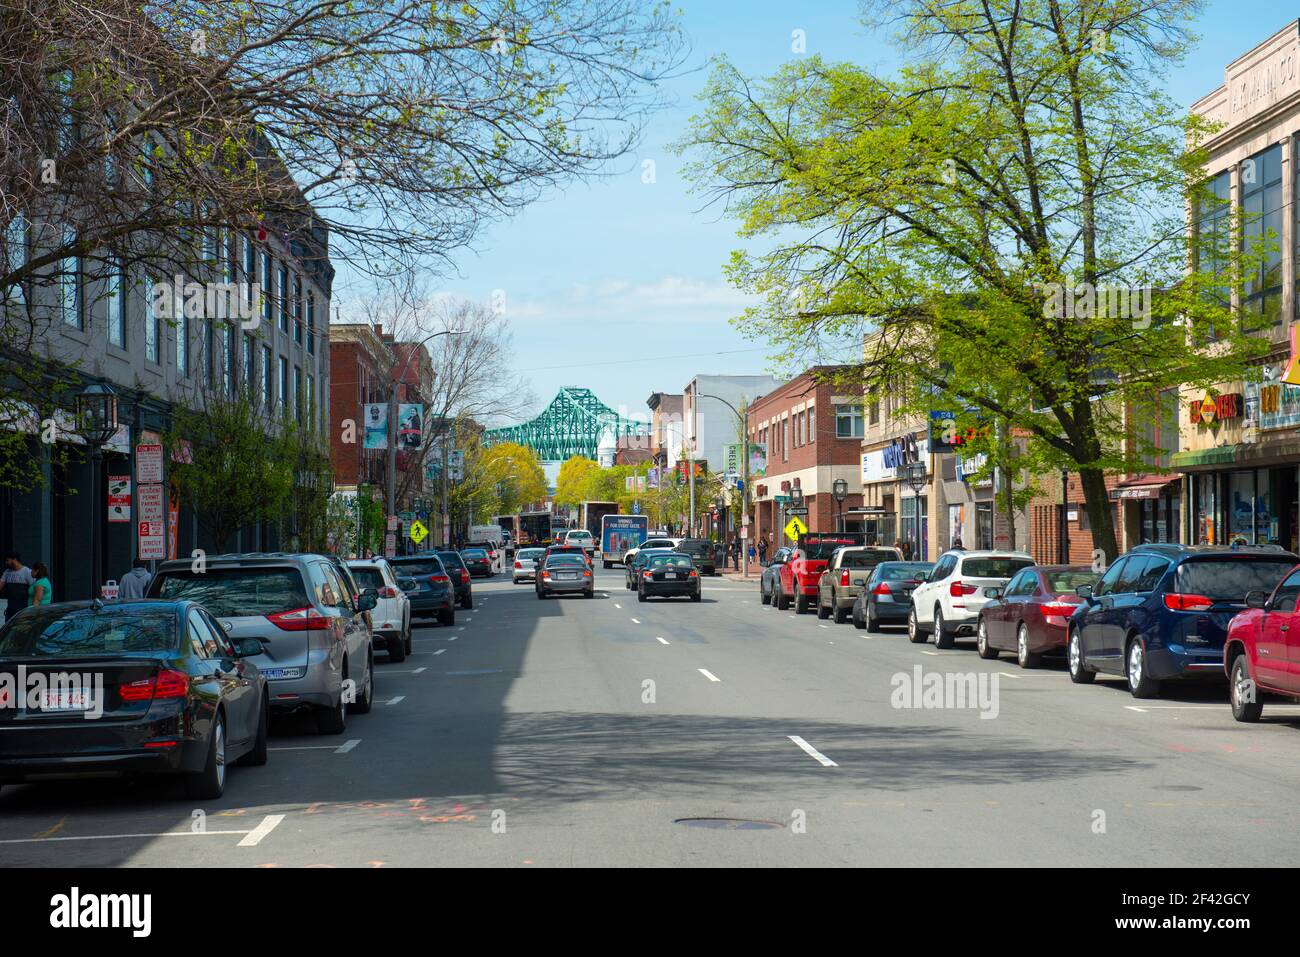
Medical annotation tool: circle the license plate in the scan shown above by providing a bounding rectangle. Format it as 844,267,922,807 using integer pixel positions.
557,572,576,580
39,688,92,711
261,669,298,680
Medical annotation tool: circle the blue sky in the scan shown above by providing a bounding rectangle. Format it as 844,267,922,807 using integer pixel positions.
350,1,1272,427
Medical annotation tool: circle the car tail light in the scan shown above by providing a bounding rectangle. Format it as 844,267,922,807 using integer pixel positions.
119,669,189,701
460,570,469,584
428,573,450,584
378,586,398,598
1041,602,1077,618
1164,593,1214,611
950,581,977,597
644,571,653,579
583,570,592,577
514,562,522,569
689,569,699,578
268,606,333,631
874,583,892,596
840,570,850,587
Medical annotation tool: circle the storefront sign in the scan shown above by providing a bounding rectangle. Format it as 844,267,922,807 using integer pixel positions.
862,437,930,483
882,434,920,469
1246,370,1300,431
1189,392,1242,426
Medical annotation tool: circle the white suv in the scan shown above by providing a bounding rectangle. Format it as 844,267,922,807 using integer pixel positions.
346,558,412,661
624,537,681,566
908,550,1035,648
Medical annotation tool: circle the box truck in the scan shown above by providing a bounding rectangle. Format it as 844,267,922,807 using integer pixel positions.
600,514,649,568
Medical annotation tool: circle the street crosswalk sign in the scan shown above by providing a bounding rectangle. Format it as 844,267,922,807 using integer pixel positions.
409,520,429,544
784,516,808,542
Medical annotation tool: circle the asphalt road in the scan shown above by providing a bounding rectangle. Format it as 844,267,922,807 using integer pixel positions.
3,565,1300,867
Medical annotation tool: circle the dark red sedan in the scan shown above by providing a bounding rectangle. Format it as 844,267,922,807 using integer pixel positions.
976,564,1100,668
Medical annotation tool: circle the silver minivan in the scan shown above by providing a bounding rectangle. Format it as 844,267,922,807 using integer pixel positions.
147,553,377,734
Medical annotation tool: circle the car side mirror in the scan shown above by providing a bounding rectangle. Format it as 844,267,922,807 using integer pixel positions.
357,592,378,612
983,587,1002,599
1076,584,1093,599
234,638,266,658
1246,590,1267,609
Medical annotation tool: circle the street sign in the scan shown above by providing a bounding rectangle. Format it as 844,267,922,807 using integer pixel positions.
785,506,809,516
384,532,396,557
101,580,119,600
409,520,429,544
387,515,398,532
136,444,164,484
774,494,790,505
784,516,808,542
108,475,131,522
632,501,641,515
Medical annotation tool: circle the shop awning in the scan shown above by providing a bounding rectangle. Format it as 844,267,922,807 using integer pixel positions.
1108,474,1181,501
1170,437,1300,471
1169,446,1240,469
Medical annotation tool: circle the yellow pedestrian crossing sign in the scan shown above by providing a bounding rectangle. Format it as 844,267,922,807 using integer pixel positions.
409,520,429,544
784,516,807,542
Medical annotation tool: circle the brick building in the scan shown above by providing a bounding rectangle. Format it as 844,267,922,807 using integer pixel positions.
747,367,864,550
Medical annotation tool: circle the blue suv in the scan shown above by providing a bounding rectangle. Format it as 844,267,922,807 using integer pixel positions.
1068,544,1298,698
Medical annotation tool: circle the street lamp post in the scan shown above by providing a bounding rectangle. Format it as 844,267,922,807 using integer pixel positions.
74,383,120,600
905,462,927,562
832,477,848,532
386,328,466,553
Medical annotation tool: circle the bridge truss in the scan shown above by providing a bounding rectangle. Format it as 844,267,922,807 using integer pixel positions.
482,387,650,461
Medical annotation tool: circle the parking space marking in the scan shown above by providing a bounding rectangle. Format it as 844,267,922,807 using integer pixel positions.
788,735,838,767
818,624,829,629
434,649,446,655
383,668,427,673
335,739,361,754
698,668,720,682
655,636,670,645
0,828,258,845
237,814,285,847
1124,706,1149,713
386,696,405,705
413,667,426,673
614,603,622,609
630,618,641,624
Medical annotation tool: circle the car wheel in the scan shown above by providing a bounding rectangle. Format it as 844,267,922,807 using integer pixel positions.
1067,627,1095,684
833,599,849,625
186,711,226,800
387,632,407,663
795,593,810,615
976,618,999,659
439,608,455,626
760,583,770,605
777,587,790,611
907,607,927,643
318,683,348,734
584,589,594,598
351,652,374,714
1016,623,1042,669
816,594,831,620
637,587,647,603
864,603,877,632
1230,655,1263,722
404,621,412,656
1126,638,1160,699
462,593,473,610
933,606,954,649
690,591,701,602
603,560,612,569
237,694,269,767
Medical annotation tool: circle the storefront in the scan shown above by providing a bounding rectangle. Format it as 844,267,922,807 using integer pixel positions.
860,432,928,555
1110,475,1182,545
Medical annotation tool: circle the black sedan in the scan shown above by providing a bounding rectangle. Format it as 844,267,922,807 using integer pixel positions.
389,556,456,625
851,561,934,631
435,550,474,609
625,548,675,590
0,600,268,800
637,552,702,602
460,548,494,578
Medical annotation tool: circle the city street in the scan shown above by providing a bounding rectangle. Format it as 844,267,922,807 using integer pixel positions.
2,567,1297,867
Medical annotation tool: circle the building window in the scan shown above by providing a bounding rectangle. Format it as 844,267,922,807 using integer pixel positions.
869,400,880,426
307,292,315,355
243,334,255,399
279,355,289,410
293,365,303,423
782,418,789,462
176,286,188,377
278,265,289,332
1242,144,1282,328
306,373,315,428
244,235,256,281
106,257,124,347
220,325,232,395
807,406,815,441
1196,170,1232,341
4,213,26,308
835,404,865,438
1142,389,1181,470
262,344,273,408
293,276,303,344
261,252,273,324
59,226,80,328
204,318,215,388
144,275,159,363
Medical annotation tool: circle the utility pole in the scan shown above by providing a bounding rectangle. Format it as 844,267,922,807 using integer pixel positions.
688,388,696,535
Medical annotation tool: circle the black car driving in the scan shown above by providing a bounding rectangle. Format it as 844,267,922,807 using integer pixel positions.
388,555,456,626
626,548,675,590
851,561,935,631
636,552,702,602
0,600,269,800
460,547,494,578
435,550,474,609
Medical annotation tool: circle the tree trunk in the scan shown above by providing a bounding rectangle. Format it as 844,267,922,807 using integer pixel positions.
1003,463,1016,551
1077,467,1118,565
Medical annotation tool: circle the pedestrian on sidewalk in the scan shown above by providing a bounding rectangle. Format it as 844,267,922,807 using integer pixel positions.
118,559,152,599
731,541,739,571
748,541,756,565
896,538,912,561
2,552,33,622
29,562,52,606
758,537,768,566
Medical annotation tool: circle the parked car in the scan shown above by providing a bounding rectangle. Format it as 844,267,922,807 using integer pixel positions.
776,533,867,614
0,599,268,799
1069,544,1299,698
512,547,545,583
460,547,495,579
816,546,905,623
624,537,681,566
851,561,935,631
759,547,793,605
147,553,376,734
676,538,718,576
909,550,1036,648
435,550,474,609
626,548,676,590
1225,565,1300,720
976,565,1099,668
537,553,595,599
346,558,412,662
388,555,456,627
636,552,702,602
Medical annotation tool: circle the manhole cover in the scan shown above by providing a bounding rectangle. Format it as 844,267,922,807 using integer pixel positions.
1152,785,1202,792
673,817,784,830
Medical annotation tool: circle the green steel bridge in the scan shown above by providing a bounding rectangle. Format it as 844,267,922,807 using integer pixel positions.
482,387,651,461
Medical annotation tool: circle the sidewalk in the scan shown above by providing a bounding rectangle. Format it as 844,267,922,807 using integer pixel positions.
717,567,761,582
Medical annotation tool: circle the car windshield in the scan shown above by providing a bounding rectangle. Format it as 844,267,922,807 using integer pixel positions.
637,550,673,563
462,549,487,558
1177,559,1297,602
518,549,544,560
391,559,445,577
153,568,309,618
878,563,934,581
800,539,860,561
1045,570,1100,593
841,549,900,569
677,540,712,556
437,552,466,569
961,558,1035,578
0,607,178,657
348,567,385,591
568,532,591,540
648,554,693,568
546,555,587,567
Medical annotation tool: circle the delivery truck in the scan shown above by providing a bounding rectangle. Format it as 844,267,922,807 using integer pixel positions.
579,502,618,543
600,514,649,568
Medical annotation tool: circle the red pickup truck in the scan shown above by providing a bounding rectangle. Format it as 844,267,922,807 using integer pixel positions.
1224,565,1300,721
776,533,865,614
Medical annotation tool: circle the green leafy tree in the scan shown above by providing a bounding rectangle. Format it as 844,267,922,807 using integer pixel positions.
678,0,1268,561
